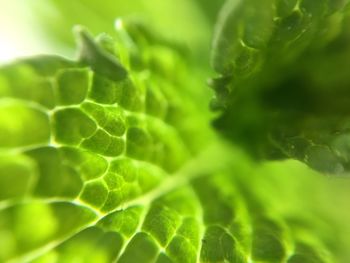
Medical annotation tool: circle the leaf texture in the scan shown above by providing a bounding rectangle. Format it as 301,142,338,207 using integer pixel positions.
0,21,340,262
211,0,350,175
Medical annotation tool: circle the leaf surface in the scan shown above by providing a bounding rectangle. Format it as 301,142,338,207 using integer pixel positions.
0,21,341,263
211,0,350,175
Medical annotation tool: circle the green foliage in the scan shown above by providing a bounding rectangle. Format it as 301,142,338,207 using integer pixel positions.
1,1,350,263
211,0,350,174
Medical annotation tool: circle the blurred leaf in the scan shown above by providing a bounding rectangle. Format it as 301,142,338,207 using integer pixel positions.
211,0,350,175
28,0,213,56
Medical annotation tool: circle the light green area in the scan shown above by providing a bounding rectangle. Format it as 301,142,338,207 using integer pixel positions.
27,0,217,59
0,102,50,148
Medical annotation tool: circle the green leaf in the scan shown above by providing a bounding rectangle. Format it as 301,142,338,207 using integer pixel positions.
0,22,344,262
211,0,350,175
75,26,128,82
